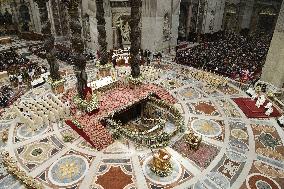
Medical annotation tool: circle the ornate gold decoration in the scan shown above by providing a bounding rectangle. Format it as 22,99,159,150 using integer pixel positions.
58,161,79,180
150,149,173,177
185,132,202,151
259,7,277,16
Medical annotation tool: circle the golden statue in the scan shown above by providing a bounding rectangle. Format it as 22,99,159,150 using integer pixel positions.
150,149,172,177
185,132,202,151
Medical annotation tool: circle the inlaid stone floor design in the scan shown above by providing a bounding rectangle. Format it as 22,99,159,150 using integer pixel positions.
0,60,284,189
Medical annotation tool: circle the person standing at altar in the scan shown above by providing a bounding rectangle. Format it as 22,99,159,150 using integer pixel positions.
17,74,23,89
112,54,117,68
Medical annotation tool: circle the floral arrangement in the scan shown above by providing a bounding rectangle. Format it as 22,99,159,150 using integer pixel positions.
126,75,144,85
63,134,75,142
148,97,184,134
95,62,113,70
96,81,119,93
73,94,99,113
48,78,65,88
255,86,261,93
2,151,44,189
71,119,83,129
102,96,183,149
104,118,170,148
64,81,178,150
267,91,275,98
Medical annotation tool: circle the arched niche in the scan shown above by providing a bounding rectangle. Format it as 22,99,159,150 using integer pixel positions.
223,3,238,32
257,6,277,33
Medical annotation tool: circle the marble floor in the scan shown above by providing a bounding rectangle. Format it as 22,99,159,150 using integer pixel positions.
0,60,284,189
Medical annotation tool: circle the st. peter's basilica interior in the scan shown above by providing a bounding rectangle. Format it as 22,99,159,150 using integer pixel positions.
0,0,284,189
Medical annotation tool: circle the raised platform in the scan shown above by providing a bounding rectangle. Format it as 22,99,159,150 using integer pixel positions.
64,82,176,150
233,98,281,118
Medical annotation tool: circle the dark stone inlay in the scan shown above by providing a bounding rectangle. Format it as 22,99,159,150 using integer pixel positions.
40,138,49,143
50,148,59,156
98,165,107,173
16,147,24,154
26,163,36,170
39,172,46,181
50,135,64,149
123,164,132,172
102,159,130,164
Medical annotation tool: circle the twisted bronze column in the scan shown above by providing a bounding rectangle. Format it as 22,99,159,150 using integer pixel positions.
129,0,142,78
96,0,108,65
34,0,61,81
64,0,88,99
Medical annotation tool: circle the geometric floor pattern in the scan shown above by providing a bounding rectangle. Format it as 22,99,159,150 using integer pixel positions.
0,60,284,189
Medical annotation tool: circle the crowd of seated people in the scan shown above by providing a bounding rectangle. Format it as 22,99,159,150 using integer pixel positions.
0,85,14,108
0,47,48,85
176,32,271,84
0,48,29,72
29,44,96,63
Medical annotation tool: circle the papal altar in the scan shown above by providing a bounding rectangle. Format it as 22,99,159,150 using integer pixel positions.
64,79,178,150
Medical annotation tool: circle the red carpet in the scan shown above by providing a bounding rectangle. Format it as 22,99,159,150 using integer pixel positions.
65,120,96,147
233,98,281,118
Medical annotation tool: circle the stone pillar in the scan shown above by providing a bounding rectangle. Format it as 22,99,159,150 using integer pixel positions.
236,1,246,32
141,0,157,51
186,2,193,39
47,0,56,35
261,1,284,88
29,0,41,33
202,0,225,33
240,0,254,29
34,0,49,33
96,0,108,65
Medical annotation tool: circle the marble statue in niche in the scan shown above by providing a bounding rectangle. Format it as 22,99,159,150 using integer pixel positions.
163,13,171,41
116,16,131,43
19,4,31,31
83,14,91,42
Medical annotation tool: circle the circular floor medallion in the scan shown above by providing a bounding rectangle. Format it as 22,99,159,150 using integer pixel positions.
191,119,222,137
17,124,49,139
246,174,281,189
142,155,182,185
48,154,89,186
